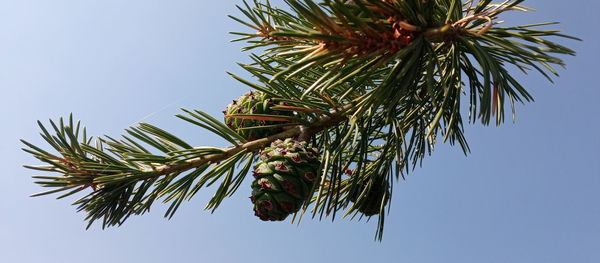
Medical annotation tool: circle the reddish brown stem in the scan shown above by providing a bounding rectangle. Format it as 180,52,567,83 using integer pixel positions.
144,104,354,177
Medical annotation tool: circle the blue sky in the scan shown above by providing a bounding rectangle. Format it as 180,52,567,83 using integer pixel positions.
1,1,598,262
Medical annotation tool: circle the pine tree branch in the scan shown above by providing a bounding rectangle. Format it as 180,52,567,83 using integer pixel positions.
149,104,353,177
22,102,356,228
232,0,578,127
21,0,579,240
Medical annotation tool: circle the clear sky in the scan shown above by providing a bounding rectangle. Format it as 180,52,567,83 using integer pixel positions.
1,1,598,262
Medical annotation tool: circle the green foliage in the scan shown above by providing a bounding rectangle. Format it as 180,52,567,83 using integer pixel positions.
22,0,578,240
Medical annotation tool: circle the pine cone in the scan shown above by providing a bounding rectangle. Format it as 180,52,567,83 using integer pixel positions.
250,138,320,221
350,177,389,216
224,91,293,141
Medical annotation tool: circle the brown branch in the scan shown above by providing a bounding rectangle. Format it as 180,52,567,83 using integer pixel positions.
145,104,354,176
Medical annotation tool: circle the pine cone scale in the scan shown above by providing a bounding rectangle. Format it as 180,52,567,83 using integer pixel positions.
250,138,320,221
224,91,293,141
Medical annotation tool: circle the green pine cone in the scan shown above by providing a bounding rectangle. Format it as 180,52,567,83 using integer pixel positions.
350,177,390,216
250,138,320,221
224,91,293,141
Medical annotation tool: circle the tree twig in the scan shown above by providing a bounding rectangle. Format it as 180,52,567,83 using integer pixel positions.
147,104,355,176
